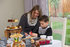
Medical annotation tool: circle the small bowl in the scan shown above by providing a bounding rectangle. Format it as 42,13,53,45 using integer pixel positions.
40,35,46,39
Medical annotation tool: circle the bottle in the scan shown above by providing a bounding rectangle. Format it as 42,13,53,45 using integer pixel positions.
31,38,36,47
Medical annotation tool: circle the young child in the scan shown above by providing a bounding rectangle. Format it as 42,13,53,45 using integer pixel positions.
37,15,52,37
30,15,52,37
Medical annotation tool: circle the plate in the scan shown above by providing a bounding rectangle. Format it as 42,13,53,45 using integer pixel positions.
33,37,40,40
22,36,37,40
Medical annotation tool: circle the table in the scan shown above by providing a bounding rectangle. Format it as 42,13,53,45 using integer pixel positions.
9,40,61,47
4,28,22,39
7,36,62,47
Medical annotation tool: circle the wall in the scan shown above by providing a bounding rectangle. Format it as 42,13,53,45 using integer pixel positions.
24,0,32,13
0,0,24,38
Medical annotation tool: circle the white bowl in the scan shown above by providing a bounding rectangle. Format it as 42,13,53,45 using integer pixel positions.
40,35,46,39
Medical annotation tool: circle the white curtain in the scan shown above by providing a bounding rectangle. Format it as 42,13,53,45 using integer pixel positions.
24,0,49,16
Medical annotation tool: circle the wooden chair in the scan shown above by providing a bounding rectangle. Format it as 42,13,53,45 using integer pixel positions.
49,17,67,47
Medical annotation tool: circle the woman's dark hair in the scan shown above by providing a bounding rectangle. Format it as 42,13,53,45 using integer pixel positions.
29,5,42,18
39,15,49,22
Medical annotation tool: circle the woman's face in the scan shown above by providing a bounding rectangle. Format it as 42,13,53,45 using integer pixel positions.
32,10,39,19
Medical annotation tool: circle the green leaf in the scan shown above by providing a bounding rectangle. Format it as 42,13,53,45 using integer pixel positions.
17,37,19,42
14,38,16,40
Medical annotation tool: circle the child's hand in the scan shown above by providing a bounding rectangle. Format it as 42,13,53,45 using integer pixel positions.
32,33,37,37
29,32,37,37
25,33,28,36
29,31,32,35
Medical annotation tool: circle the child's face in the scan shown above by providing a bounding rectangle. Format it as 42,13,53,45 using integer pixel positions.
40,21,48,28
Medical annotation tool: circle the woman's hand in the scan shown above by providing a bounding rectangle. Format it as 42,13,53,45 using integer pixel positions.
25,33,28,36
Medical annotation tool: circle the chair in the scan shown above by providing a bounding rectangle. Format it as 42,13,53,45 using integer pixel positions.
49,17,67,47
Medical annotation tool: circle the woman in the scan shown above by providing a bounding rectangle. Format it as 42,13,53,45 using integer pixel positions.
19,5,42,36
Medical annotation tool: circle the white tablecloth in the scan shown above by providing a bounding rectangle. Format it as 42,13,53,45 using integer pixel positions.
40,40,61,47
